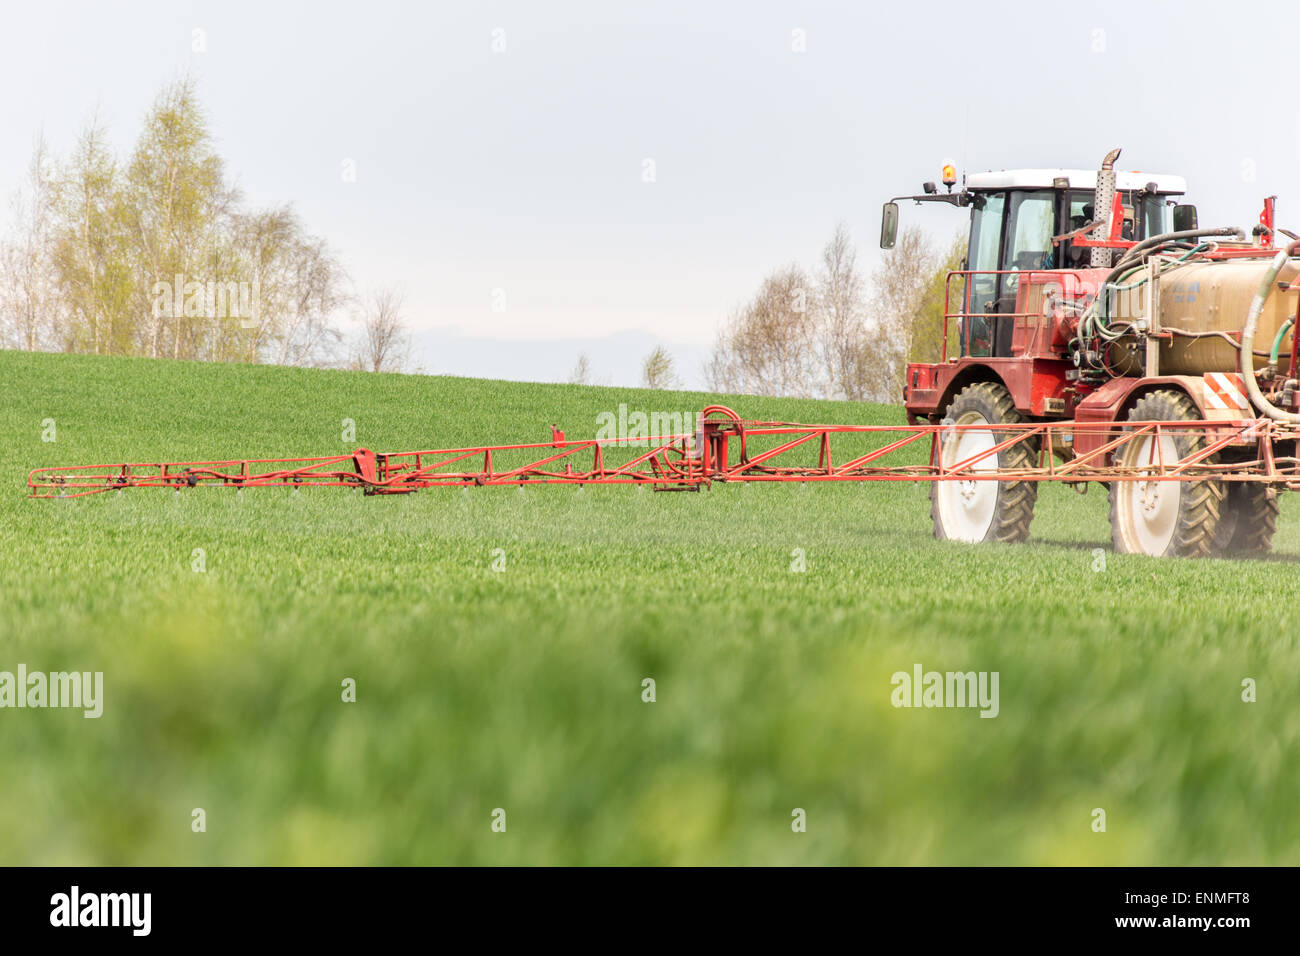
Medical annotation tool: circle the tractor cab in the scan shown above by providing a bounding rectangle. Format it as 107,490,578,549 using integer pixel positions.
882,166,1191,358
962,169,1188,317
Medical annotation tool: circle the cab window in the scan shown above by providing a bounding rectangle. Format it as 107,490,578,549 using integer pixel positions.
969,192,1005,273
1003,191,1055,271
1139,196,1168,239
966,192,1005,325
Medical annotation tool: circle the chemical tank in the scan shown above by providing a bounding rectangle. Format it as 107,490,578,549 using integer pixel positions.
1110,256,1300,375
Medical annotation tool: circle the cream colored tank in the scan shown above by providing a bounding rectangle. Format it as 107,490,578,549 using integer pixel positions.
1111,257,1300,375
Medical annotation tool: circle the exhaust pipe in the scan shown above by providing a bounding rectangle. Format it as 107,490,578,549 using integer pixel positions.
1090,148,1122,269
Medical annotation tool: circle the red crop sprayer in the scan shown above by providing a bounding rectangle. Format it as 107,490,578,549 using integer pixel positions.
30,150,1300,559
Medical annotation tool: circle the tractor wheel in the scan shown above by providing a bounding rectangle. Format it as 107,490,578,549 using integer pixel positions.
931,382,1038,544
1108,389,1224,558
1212,483,1279,556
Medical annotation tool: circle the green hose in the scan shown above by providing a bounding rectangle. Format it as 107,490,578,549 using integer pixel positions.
1093,244,1211,336
1270,316,1294,367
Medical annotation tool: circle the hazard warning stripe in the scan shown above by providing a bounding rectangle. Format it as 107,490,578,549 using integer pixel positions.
1203,372,1249,410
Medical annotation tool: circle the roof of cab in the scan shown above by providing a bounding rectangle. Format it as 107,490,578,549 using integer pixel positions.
965,169,1187,194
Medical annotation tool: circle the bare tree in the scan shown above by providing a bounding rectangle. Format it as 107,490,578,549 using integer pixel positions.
867,227,965,401
708,223,964,403
707,264,820,397
568,351,594,385
815,222,873,401
271,232,347,367
0,135,59,351
641,345,681,389
227,206,347,368
350,289,410,373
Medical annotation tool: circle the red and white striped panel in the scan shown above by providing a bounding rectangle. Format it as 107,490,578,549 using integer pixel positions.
1202,372,1249,411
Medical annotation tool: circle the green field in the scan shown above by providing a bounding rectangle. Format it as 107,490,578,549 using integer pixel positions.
1,348,1297,865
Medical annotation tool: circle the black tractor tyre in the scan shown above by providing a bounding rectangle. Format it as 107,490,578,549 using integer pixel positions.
930,382,1038,544
1108,389,1224,558
1213,483,1279,556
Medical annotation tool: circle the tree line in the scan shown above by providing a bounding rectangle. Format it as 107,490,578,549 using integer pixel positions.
1,77,958,398
573,225,965,399
0,78,408,372
706,224,965,402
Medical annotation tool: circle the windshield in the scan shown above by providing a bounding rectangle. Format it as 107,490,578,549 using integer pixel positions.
1003,191,1055,271
966,189,1054,323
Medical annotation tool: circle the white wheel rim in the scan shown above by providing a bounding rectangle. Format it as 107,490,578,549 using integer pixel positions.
1118,433,1181,556
936,411,999,542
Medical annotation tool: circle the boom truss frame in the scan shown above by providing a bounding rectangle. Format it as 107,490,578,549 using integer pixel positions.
26,404,1300,499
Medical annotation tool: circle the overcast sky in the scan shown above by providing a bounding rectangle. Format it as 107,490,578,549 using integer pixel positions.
2,1,1297,386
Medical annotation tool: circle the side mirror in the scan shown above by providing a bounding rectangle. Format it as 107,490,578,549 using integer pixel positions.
1173,204,1198,232
880,202,899,249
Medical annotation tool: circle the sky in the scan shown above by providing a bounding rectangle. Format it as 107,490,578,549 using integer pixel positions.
2,0,1298,387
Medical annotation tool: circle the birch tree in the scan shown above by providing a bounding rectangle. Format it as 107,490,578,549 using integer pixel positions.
0,135,59,351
